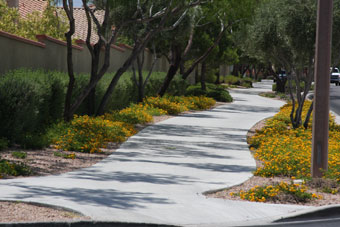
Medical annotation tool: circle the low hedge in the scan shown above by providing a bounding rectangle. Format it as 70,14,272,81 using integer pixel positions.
185,83,233,102
225,75,253,88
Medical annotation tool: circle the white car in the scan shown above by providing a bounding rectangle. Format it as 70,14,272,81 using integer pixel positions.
330,67,340,86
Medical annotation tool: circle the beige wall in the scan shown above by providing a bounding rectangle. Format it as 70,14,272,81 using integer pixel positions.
0,30,230,85
0,31,169,76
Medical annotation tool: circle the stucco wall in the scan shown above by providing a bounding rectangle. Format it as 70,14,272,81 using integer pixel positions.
0,30,169,76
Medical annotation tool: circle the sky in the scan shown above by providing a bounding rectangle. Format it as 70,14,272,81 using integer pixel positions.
56,0,83,7
73,0,83,7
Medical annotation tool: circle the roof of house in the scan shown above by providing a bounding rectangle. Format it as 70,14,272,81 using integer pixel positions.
70,7,104,43
9,0,104,43
16,0,48,18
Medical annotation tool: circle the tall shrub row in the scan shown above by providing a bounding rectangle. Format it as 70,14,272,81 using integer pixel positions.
0,69,234,149
0,69,192,148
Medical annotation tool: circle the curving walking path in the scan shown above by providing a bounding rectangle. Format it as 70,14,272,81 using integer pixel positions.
0,81,312,226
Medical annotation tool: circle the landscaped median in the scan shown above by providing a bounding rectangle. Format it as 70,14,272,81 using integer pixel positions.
211,100,340,205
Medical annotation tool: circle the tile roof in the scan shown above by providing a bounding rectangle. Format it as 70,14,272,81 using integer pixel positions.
71,7,104,43
16,0,48,18
9,0,104,43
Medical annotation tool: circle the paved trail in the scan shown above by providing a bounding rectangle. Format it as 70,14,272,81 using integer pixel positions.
0,81,311,226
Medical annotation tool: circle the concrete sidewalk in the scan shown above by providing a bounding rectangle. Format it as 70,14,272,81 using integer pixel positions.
0,81,313,226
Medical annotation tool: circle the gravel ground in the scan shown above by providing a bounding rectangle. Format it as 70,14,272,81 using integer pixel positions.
0,201,90,223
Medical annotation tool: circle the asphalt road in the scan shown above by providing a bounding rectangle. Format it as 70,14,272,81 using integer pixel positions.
330,84,340,115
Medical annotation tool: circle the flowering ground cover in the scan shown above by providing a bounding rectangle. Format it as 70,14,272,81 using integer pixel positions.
249,101,340,180
51,96,216,154
227,100,340,203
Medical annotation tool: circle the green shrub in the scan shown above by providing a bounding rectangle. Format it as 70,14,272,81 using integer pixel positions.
185,85,208,96
11,151,27,159
185,83,233,102
0,159,31,177
0,76,42,145
144,74,189,97
0,138,8,151
272,84,277,92
207,90,233,102
241,77,253,88
225,75,241,85
0,69,67,148
225,75,253,88
20,133,50,150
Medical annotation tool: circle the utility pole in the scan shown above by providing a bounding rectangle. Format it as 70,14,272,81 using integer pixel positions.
311,0,333,178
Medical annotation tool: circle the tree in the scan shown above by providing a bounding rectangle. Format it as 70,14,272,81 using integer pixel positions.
156,0,255,96
96,0,203,115
154,7,195,97
244,0,317,128
62,0,76,121
131,46,158,102
62,0,203,119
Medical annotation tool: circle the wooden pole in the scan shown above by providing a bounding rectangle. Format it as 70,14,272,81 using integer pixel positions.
311,0,333,178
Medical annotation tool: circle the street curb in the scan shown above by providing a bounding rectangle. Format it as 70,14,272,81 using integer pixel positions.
0,221,179,227
273,204,340,223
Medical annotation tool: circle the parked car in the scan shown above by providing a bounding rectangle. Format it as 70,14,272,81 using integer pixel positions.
273,70,287,82
330,67,340,86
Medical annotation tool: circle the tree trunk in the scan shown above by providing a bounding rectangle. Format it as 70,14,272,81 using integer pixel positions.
304,101,313,129
276,77,286,93
215,70,220,84
96,6,172,115
87,87,96,116
232,63,239,76
242,65,250,77
63,0,76,122
158,46,182,97
87,44,101,116
96,40,149,115
195,65,199,84
255,67,262,81
137,55,144,103
182,25,226,80
201,61,207,91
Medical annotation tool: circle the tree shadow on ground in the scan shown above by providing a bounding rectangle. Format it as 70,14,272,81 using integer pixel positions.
4,183,173,210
